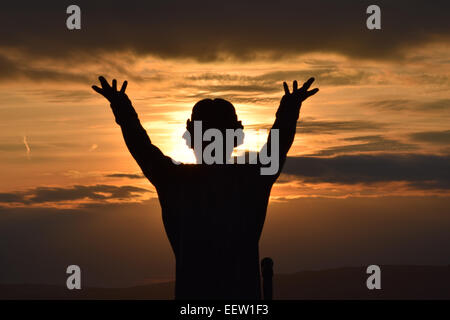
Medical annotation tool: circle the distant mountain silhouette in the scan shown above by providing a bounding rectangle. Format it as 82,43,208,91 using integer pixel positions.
274,265,450,300
1,266,449,300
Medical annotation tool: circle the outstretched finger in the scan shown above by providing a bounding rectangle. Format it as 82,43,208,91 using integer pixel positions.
283,82,290,95
99,76,111,90
120,80,128,93
92,85,105,96
306,88,319,97
293,80,298,91
112,79,117,92
302,77,315,91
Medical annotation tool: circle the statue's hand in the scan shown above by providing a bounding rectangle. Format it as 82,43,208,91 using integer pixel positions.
277,78,319,120
281,78,319,106
92,76,137,124
92,76,129,104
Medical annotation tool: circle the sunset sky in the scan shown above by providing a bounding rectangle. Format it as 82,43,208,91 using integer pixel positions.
1,1,449,288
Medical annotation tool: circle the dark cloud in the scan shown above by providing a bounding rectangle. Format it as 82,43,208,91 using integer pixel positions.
410,130,450,145
0,143,26,152
0,50,144,83
0,193,24,203
415,74,450,87
310,135,416,156
182,68,373,102
186,68,372,88
421,99,450,111
27,89,95,103
185,73,250,82
0,54,90,83
367,99,450,112
214,95,278,105
297,120,384,134
282,153,450,188
0,184,150,205
367,99,412,111
255,69,371,86
0,0,448,63
105,173,145,179
189,84,276,94
182,63,432,109
247,119,385,135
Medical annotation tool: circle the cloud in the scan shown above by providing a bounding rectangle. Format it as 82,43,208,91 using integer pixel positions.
410,130,450,145
24,89,95,103
0,143,26,152
297,120,384,134
421,99,450,111
105,173,145,179
0,184,151,206
247,119,385,135
0,50,144,84
186,68,372,88
368,99,450,112
282,153,450,188
0,0,448,63
207,95,278,105
188,83,277,94
0,193,24,203
367,99,412,111
254,69,371,86
0,54,91,83
181,67,378,107
310,135,416,156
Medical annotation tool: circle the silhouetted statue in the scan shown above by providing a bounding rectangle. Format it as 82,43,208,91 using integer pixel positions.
92,76,318,299
261,257,274,300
